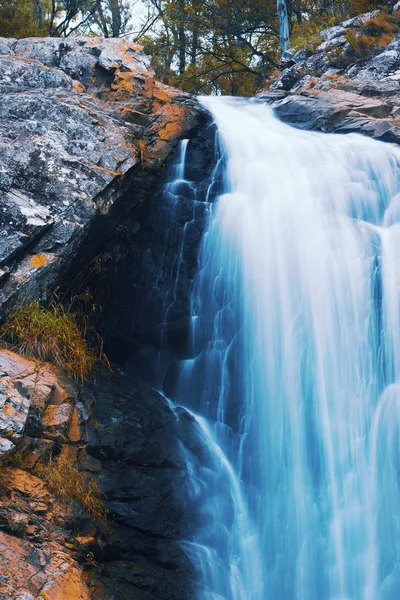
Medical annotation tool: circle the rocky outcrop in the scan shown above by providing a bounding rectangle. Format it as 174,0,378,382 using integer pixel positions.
0,349,201,599
67,118,220,376
260,9,400,144
0,38,216,599
0,37,209,316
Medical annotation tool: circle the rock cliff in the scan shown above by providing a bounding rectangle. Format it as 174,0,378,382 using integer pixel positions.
260,9,400,143
0,348,203,600
0,36,209,316
0,36,213,600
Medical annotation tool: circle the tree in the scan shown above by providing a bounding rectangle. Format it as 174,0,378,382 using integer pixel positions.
139,0,281,94
0,0,133,38
277,0,290,55
0,0,52,37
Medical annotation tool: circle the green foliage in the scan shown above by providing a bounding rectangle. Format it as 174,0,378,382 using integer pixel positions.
0,0,51,37
290,13,336,53
1,300,99,382
0,0,132,39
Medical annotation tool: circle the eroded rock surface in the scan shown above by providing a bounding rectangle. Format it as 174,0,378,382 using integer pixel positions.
261,10,400,143
0,37,209,315
0,349,200,599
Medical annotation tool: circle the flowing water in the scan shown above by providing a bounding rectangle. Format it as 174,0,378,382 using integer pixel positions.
170,97,400,599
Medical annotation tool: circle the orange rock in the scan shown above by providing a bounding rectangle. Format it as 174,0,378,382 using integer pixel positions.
40,565,91,600
67,407,81,443
8,468,48,500
0,350,76,410
71,80,85,93
157,120,183,141
0,530,90,600
43,403,72,428
59,444,78,465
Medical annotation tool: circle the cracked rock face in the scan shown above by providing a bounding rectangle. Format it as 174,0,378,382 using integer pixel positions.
261,10,400,144
0,350,202,599
0,350,74,459
0,36,208,316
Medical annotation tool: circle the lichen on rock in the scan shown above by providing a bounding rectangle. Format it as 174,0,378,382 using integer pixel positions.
0,36,207,317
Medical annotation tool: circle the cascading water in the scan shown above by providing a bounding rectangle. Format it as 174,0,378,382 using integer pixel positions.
169,96,400,599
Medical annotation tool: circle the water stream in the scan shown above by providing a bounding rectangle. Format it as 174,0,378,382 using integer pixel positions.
170,97,400,599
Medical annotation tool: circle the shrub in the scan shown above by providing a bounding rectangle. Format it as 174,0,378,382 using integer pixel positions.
364,15,397,36
1,300,97,382
346,13,398,58
290,14,337,54
36,455,107,523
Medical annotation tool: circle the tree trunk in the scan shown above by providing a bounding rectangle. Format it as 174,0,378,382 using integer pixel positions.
277,0,290,55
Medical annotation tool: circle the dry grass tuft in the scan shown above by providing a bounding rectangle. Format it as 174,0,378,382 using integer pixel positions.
36,455,107,523
1,300,97,382
346,12,399,57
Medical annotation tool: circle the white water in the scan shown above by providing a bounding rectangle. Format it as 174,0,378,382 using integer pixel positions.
172,97,400,599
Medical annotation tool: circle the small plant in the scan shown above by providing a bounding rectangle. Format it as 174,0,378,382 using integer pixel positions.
346,28,360,54
36,455,107,523
346,13,399,58
290,14,336,54
1,300,97,382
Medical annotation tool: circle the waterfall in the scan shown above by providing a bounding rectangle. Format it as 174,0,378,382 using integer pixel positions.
170,96,400,599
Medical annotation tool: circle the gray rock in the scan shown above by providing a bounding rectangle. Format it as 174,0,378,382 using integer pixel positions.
317,34,348,53
14,37,63,67
356,50,400,81
341,10,379,29
0,36,208,316
0,37,16,55
0,437,15,457
0,378,30,443
320,25,346,42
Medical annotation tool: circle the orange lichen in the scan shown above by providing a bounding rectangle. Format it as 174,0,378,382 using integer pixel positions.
30,254,50,269
71,80,85,94
110,72,148,100
158,121,183,141
89,164,122,178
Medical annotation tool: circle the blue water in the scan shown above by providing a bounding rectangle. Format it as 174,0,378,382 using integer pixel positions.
171,97,400,599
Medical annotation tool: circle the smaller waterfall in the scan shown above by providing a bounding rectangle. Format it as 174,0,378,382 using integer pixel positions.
166,396,263,600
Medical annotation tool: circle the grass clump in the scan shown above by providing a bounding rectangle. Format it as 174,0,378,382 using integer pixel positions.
1,300,97,382
346,12,400,58
36,455,107,523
